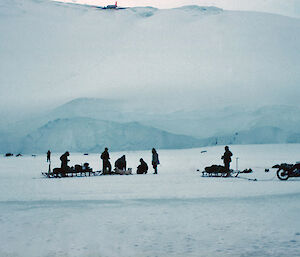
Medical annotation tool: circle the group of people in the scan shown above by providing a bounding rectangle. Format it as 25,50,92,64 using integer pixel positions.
100,147,160,174
54,147,160,174
50,146,232,175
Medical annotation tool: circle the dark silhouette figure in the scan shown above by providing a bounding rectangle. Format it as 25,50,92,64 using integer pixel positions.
221,146,233,175
47,150,51,162
60,151,70,173
137,158,148,174
101,147,111,174
152,148,159,174
115,155,126,170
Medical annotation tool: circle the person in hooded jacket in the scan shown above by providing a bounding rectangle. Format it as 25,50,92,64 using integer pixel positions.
60,151,69,170
221,146,233,175
152,148,159,174
137,158,148,174
60,151,70,177
115,155,126,170
101,147,111,174
47,150,51,163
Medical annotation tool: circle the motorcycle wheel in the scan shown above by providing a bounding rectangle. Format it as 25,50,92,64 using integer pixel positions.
277,169,289,180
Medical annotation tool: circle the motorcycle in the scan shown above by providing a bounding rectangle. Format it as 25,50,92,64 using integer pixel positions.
272,163,300,180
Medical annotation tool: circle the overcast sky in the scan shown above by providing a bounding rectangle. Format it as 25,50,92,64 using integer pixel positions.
59,0,300,18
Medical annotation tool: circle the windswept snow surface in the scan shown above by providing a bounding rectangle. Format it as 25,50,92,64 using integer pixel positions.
0,144,300,256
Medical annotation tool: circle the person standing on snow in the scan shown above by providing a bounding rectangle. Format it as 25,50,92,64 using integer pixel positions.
47,150,51,163
152,148,159,174
221,146,233,175
101,147,111,174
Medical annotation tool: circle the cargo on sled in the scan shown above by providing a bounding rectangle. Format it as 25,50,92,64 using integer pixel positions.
42,162,100,178
202,165,232,177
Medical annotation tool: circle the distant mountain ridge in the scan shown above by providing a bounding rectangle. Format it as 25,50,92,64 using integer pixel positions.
20,117,203,153
1,98,300,153
0,96,300,153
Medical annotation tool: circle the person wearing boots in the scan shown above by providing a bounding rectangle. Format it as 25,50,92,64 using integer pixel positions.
152,148,159,174
101,147,112,174
221,146,233,176
60,151,70,176
47,150,51,163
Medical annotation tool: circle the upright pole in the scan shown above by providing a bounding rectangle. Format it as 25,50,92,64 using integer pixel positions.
235,157,240,177
236,157,239,172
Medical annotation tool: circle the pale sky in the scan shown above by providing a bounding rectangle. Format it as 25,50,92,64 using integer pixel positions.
59,0,300,18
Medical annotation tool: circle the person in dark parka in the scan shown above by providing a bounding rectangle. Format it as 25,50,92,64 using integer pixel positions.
60,151,70,171
152,148,159,174
101,147,111,173
137,158,148,174
221,146,233,175
115,155,126,170
47,150,51,163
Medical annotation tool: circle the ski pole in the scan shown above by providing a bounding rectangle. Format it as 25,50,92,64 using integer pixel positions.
235,157,240,177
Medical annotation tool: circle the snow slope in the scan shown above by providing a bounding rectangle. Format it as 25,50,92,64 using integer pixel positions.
0,0,300,116
1,0,300,152
0,144,299,256
20,117,202,153
59,0,300,18
2,98,300,153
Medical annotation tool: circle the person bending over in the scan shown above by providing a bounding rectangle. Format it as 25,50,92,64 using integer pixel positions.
137,158,148,174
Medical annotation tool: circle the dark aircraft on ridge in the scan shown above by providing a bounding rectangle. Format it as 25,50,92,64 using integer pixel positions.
63,1,126,10
92,1,126,10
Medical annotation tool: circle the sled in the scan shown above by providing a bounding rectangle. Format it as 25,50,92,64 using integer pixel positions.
42,163,101,178
42,169,100,178
201,165,232,177
202,165,233,177
101,168,133,175
201,167,253,178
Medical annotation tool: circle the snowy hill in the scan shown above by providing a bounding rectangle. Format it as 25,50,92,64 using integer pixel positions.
19,117,203,153
141,105,300,138
61,0,300,18
0,0,300,152
0,0,300,116
2,98,300,153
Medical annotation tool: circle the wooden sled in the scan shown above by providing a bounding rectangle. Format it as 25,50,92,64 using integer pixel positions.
42,163,101,178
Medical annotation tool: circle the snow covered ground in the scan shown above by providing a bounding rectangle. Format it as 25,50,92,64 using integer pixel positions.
0,144,300,256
